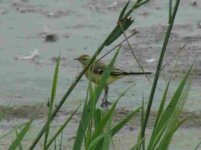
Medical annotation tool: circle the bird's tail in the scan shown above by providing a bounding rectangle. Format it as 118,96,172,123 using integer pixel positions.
122,71,152,75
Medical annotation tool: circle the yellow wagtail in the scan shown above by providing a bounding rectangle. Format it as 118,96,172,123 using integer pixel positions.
74,54,152,107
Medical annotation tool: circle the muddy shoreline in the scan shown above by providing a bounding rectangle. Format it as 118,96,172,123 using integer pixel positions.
1,105,201,129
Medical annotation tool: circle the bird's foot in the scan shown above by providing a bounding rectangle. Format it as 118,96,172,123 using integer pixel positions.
100,100,113,108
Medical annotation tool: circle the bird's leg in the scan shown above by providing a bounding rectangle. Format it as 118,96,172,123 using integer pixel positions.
101,85,112,107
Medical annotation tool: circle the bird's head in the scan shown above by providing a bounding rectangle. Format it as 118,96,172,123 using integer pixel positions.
74,54,91,66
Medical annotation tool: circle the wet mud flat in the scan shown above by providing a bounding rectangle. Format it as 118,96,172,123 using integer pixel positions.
1,105,201,128
0,105,201,149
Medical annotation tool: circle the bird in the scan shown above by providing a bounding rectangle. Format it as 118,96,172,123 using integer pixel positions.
15,49,39,61
74,54,152,107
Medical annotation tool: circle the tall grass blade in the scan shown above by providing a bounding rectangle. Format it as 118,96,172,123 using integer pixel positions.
94,108,102,129
92,83,134,141
124,0,150,18
130,99,145,150
105,18,134,46
72,102,91,150
195,141,201,150
88,132,110,150
140,98,145,150
49,56,60,108
141,0,181,142
105,0,143,46
89,85,134,150
130,138,144,150
84,80,94,149
44,56,60,149
156,82,191,150
14,128,23,150
9,120,32,150
169,0,173,23
59,132,63,150
47,104,80,148
157,81,190,150
102,117,112,150
111,107,141,136
119,0,130,20
0,123,27,140
156,117,189,150
89,100,119,150
154,81,170,127
148,65,192,150
89,107,140,150
91,97,119,141
54,138,57,150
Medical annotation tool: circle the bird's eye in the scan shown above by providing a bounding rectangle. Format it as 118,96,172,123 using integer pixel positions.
82,57,87,60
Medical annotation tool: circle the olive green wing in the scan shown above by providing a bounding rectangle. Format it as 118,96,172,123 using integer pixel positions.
91,63,124,76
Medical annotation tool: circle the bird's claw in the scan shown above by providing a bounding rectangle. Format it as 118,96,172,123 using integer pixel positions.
100,100,112,108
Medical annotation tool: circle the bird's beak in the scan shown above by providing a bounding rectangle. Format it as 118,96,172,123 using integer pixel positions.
73,57,79,61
